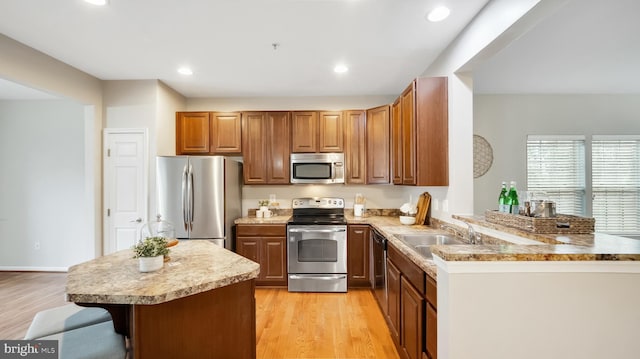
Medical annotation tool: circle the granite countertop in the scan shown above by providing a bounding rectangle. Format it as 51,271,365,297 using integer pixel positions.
66,240,260,305
233,211,640,281
432,214,640,262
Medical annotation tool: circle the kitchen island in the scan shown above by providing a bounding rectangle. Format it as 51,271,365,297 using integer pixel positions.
66,240,260,359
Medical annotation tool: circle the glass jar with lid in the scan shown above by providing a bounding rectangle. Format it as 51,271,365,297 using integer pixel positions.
140,214,175,242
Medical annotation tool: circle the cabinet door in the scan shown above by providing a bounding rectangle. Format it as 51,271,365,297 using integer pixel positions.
344,110,366,184
318,111,344,152
400,83,417,185
347,225,370,287
236,237,261,271
386,259,401,345
391,99,403,184
176,112,210,154
425,302,437,359
241,112,267,184
366,105,390,184
415,77,449,186
262,237,287,286
210,112,241,154
266,112,291,184
401,276,425,359
291,111,318,153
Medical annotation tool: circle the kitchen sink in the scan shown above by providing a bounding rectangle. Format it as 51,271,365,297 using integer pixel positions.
395,233,465,259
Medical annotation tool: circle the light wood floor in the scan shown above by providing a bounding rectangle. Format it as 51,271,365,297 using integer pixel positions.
256,289,399,359
0,272,399,359
0,271,68,339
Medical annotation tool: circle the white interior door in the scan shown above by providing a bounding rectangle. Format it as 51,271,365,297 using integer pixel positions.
103,129,148,254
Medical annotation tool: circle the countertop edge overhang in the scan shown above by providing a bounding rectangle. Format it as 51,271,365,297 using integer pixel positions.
66,240,260,305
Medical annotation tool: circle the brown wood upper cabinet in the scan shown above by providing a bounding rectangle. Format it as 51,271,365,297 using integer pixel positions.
176,111,242,155
391,77,448,186
292,111,344,153
176,112,210,154
344,110,366,184
210,112,242,154
241,112,290,185
366,105,390,184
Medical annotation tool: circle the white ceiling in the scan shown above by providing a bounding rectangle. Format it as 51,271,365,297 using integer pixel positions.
473,0,640,94
0,0,489,99
2,0,637,100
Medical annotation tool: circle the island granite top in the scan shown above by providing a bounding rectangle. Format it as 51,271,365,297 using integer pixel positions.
66,240,260,305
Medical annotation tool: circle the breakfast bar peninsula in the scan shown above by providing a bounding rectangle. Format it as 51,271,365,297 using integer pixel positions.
66,240,260,359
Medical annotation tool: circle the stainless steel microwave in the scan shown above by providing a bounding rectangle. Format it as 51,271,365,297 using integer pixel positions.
290,153,345,184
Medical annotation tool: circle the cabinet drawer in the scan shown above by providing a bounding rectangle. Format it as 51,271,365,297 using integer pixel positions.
388,244,425,295
425,274,437,308
236,224,286,237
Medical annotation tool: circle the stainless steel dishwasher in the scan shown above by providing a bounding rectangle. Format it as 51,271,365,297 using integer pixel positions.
371,229,387,314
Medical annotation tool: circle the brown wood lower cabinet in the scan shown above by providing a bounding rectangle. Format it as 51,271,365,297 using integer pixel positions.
386,259,401,344
347,225,370,287
387,244,438,359
236,224,287,287
425,274,438,359
401,276,424,359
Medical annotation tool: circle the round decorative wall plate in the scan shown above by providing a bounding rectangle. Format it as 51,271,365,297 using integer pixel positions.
473,134,493,178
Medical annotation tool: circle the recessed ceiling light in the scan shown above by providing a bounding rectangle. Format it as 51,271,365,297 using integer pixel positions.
427,6,450,22
334,64,348,74
84,0,108,5
177,67,193,76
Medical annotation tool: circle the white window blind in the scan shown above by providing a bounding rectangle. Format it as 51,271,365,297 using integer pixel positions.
526,136,586,216
592,136,640,234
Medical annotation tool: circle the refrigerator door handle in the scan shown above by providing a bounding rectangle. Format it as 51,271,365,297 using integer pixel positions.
188,164,194,231
181,163,189,231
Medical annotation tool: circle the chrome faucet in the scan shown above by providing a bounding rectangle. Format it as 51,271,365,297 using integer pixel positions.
440,223,482,244
467,223,482,245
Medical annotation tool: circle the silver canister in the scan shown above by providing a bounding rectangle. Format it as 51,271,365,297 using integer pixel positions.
532,200,556,217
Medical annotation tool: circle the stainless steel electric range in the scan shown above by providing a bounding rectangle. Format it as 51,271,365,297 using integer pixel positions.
287,197,347,292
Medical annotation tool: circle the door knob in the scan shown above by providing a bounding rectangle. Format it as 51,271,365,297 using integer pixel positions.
130,218,143,223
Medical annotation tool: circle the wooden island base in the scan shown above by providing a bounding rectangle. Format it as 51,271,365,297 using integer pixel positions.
130,279,256,359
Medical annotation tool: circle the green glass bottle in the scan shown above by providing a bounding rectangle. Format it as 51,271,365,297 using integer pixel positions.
507,181,519,214
498,182,508,212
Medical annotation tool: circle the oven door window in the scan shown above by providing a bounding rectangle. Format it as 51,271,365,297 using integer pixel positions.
297,239,338,262
293,163,332,180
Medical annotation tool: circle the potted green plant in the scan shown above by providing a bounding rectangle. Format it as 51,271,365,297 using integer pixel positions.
132,236,170,272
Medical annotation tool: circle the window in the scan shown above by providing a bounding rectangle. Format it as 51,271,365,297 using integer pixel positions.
592,136,640,234
526,135,640,236
527,136,586,216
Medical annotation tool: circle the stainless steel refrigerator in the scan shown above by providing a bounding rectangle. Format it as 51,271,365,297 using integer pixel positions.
156,156,242,250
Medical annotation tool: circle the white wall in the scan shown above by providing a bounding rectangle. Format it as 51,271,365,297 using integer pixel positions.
419,0,571,221
0,100,91,269
437,261,640,359
473,94,640,214
156,82,186,156
0,34,104,263
103,80,187,222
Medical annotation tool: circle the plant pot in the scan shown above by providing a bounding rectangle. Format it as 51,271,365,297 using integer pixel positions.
138,255,164,272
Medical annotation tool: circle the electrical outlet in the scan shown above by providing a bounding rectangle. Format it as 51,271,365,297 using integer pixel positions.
433,199,439,210
442,199,449,212
34,241,41,250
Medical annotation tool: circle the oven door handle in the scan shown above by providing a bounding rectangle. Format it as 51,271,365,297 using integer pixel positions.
289,274,347,280
288,228,346,233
